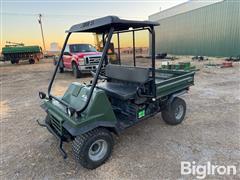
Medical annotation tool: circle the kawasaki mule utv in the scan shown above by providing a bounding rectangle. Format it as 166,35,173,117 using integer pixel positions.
38,16,195,169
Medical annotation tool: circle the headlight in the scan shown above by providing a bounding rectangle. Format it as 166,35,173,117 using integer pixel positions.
39,91,46,99
66,107,75,117
78,58,85,65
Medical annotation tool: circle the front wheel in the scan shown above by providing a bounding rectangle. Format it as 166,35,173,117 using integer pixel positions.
10,59,19,64
72,62,81,78
10,59,16,64
162,97,186,125
72,128,113,169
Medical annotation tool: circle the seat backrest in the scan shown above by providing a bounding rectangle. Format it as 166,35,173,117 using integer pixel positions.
105,64,149,83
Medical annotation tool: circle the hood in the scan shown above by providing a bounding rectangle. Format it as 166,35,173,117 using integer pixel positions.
73,52,102,58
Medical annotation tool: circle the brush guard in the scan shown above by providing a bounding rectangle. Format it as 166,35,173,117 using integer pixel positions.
37,119,67,159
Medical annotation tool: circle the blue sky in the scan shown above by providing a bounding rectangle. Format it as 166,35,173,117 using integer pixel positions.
1,0,188,49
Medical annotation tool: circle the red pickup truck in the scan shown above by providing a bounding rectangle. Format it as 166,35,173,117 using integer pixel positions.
58,43,102,78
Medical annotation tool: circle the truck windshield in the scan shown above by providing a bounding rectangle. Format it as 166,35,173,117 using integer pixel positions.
70,44,97,53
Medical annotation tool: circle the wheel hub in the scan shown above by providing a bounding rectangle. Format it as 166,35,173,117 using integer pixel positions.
88,139,108,161
175,104,184,120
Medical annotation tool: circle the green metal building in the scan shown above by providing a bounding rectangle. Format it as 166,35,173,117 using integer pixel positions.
149,0,240,57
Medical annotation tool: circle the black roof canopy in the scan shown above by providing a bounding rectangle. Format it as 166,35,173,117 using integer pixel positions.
67,16,159,33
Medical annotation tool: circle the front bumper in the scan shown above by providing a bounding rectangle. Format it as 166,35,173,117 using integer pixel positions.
78,64,105,73
78,64,98,72
37,117,68,159
40,100,91,137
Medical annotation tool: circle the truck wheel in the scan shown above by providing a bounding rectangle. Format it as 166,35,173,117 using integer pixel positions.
72,128,114,169
72,62,81,78
162,97,186,125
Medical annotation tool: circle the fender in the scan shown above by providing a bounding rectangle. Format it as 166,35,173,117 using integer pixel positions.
167,90,188,109
71,56,78,65
63,120,119,136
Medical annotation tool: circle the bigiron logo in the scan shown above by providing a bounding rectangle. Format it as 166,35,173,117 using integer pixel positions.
181,161,238,179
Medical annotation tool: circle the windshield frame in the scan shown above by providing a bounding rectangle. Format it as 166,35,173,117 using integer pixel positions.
47,26,156,115
47,28,115,114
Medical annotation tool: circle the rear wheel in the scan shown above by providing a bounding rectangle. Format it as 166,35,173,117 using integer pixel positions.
59,67,64,73
29,58,35,64
15,59,19,64
72,128,113,169
162,97,186,125
72,62,81,78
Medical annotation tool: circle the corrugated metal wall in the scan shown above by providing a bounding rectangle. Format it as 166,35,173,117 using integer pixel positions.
150,0,240,57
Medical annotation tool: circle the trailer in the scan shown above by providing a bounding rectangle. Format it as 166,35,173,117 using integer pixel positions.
1,42,43,64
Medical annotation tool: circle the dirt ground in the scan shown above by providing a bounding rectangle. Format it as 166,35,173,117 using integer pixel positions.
0,56,240,179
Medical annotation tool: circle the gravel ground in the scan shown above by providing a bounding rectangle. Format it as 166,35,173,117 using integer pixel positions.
0,57,240,179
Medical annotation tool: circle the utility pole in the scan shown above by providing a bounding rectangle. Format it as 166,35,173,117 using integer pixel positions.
38,14,46,52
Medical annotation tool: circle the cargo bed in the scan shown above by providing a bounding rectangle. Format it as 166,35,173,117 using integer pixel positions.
155,69,195,97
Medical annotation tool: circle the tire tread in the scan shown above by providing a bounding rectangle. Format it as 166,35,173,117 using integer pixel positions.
72,128,113,169
161,97,186,125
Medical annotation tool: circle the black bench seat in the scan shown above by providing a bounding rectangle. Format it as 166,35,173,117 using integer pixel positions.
96,64,150,100
97,82,137,100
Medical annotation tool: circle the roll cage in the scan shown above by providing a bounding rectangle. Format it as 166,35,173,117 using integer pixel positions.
47,16,159,115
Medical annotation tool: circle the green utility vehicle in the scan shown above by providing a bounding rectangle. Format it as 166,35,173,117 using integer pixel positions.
38,16,195,169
